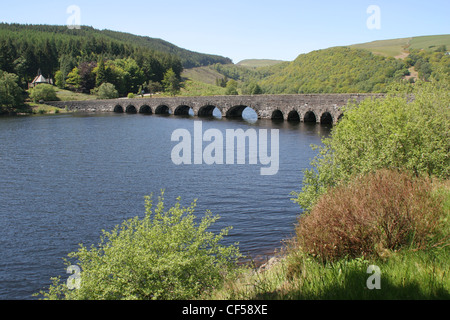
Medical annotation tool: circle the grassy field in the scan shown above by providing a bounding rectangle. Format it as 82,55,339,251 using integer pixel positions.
55,88,99,101
409,34,450,50
350,34,450,58
350,37,412,57
181,66,227,85
236,59,286,68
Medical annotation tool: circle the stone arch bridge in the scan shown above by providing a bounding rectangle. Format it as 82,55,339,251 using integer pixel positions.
46,94,383,124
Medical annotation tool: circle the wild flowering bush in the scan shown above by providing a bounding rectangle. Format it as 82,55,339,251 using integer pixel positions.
37,192,242,300
295,169,449,262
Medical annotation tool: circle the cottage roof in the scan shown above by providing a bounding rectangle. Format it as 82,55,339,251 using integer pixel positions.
32,75,47,84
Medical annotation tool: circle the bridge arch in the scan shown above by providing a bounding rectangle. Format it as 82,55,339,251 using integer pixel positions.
226,105,247,118
114,105,124,113
139,105,152,114
227,105,259,118
271,110,284,120
126,105,137,114
320,112,333,124
174,105,194,116
155,105,170,115
303,111,317,123
287,110,300,122
198,105,220,117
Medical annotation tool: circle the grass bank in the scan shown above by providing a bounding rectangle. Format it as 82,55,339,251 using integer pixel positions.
211,172,450,300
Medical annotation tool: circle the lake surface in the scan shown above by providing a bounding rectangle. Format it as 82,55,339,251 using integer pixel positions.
0,110,331,300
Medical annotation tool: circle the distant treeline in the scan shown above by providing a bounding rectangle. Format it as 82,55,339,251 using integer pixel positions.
0,23,231,95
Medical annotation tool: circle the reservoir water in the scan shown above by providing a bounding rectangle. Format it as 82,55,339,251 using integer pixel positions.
0,110,331,299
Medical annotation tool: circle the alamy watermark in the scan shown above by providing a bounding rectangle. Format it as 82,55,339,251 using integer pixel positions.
67,5,81,29
66,265,81,290
366,265,381,290
367,5,381,30
171,121,279,176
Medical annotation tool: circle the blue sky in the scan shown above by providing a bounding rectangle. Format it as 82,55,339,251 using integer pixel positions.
1,0,449,63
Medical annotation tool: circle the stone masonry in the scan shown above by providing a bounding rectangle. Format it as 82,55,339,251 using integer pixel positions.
45,94,384,124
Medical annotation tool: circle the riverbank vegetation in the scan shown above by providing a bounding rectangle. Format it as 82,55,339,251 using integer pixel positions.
213,75,450,300
36,75,449,300
37,193,243,300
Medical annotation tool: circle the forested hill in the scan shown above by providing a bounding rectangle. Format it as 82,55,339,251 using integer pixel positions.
255,44,448,94
98,28,232,68
0,23,231,86
0,23,231,69
258,47,410,93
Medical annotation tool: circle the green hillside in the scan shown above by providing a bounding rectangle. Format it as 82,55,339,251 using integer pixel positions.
258,47,409,94
409,35,450,50
350,37,411,57
350,34,450,58
99,29,232,68
181,66,226,85
193,35,450,95
236,59,285,68
0,23,232,70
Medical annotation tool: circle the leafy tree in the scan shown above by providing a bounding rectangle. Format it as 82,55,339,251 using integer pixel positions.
215,76,228,88
78,61,97,93
95,57,107,87
162,68,180,96
292,75,450,212
242,81,263,95
29,84,58,102
225,79,238,95
54,70,65,89
66,67,82,91
145,80,162,94
92,82,119,99
36,193,242,300
0,70,24,111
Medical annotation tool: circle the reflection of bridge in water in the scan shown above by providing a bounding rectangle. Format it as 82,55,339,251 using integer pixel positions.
46,94,383,124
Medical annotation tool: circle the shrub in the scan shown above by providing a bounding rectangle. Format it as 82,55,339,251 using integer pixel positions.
36,193,242,300
127,92,135,99
292,75,450,212
94,82,119,99
295,169,449,262
29,84,58,102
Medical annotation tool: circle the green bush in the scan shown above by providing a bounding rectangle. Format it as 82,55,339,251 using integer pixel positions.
292,75,450,212
127,92,135,99
29,84,58,102
93,82,119,99
36,193,242,300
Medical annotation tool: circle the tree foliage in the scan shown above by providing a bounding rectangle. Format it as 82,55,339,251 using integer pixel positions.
37,193,242,300
259,47,410,93
225,79,238,95
292,74,450,212
406,47,450,81
0,70,24,111
29,83,58,102
0,23,187,96
162,68,181,96
92,82,119,99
